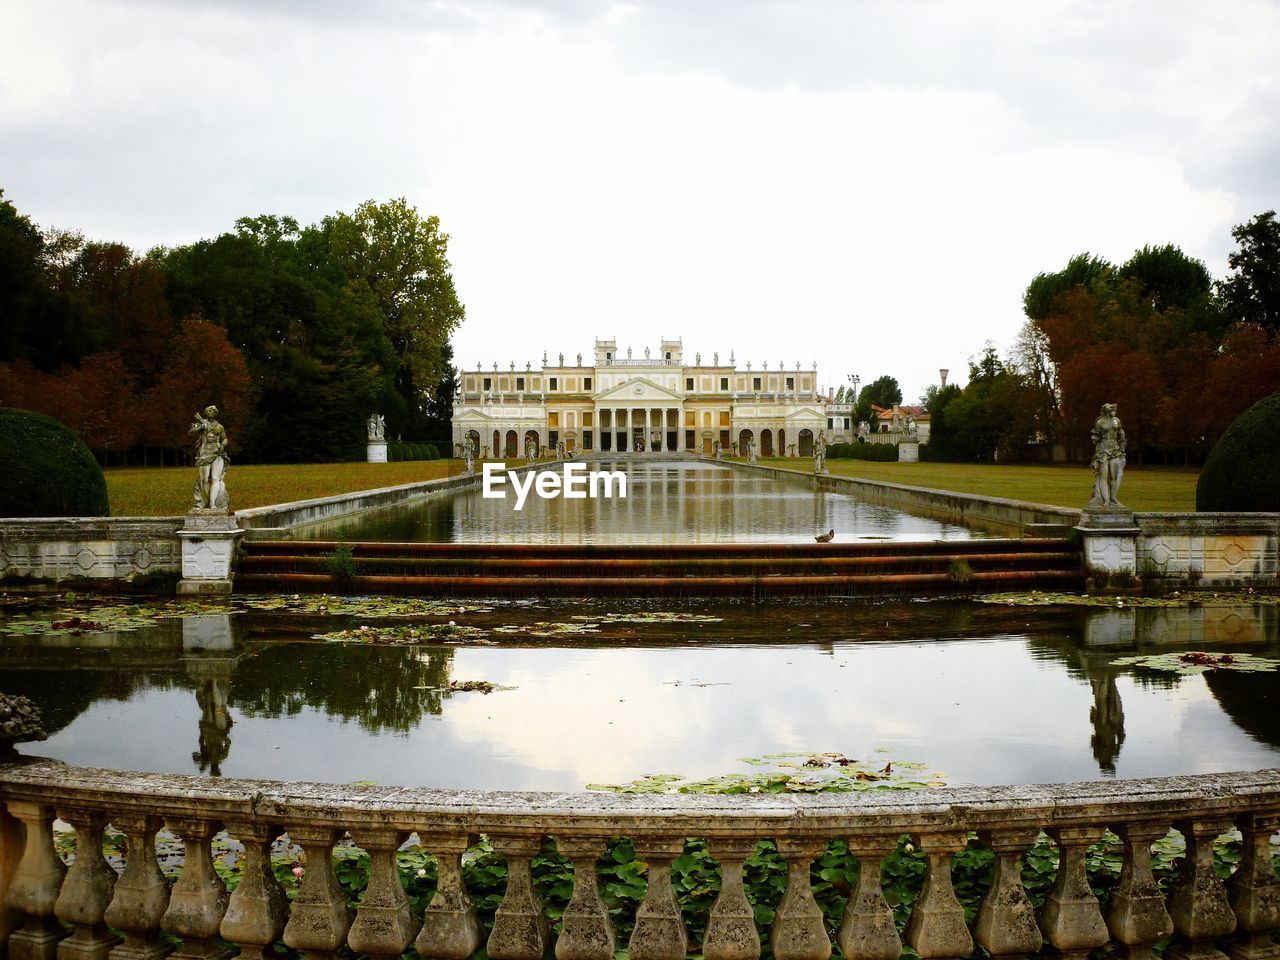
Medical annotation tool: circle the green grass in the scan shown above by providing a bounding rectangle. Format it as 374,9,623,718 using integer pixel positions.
745,458,1200,512
106,460,467,516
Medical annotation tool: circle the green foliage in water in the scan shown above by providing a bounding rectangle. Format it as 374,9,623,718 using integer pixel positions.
0,408,108,518
1197,391,1280,511
324,544,359,584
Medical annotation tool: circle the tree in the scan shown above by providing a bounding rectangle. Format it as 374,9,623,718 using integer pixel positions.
1011,320,1060,451
942,345,1038,462
860,375,902,407
1023,253,1112,322
319,198,465,438
143,318,251,454
1219,211,1280,334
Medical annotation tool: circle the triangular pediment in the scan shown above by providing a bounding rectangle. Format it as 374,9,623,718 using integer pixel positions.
784,405,825,421
594,377,684,404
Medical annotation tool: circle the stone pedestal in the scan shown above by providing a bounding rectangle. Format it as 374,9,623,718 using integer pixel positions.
366,441,388,463
177,511,242,596
1076,507,1139,579
898,440,920,462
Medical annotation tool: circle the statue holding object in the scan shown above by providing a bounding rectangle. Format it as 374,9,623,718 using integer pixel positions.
190,405,230,511
1087,402,1127,509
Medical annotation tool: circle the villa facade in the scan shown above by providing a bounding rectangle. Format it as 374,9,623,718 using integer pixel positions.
453,338,827,457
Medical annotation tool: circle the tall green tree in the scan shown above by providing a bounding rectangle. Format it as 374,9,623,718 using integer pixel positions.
1219,210,1280,334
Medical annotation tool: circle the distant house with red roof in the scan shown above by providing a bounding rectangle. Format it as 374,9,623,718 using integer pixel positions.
869,404,931,442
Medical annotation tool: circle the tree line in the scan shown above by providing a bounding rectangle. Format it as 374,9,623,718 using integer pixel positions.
0,190,463,464
922,212,1280,463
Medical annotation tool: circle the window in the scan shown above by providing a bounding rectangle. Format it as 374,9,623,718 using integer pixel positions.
828,418,834,429
685,377,694,391
665,352,672,361
753,377,761,391
584,377,592,390
786,377,794,390
685,411,696,426
549,377,558,390
483,377,492,391
720,377,729,390
548,430,558,447
719,411,730,427
583,430,593,450
583,412,593,426
548,412,559,427
606,352,612,362
516,377,525,391
844,418,850,429
685,430,695,449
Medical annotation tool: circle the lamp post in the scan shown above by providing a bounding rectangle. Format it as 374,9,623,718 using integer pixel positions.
848,374,860,404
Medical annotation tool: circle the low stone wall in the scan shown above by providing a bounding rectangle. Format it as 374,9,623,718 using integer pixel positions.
236,469,479,539
0,517,183,584
716,458,1081,536
1135,512,1280,587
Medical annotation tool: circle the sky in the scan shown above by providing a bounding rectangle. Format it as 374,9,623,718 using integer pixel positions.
3,0,1278,401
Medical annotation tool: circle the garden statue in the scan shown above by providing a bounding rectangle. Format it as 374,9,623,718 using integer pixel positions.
713,439,720,459
190,405,230,511
1088,402,1127,509
465,442,475,474
367,413,386,442
748,437,757,463
904,413,918,440
858,420,871,441
814,433,828,474
556,440,566,459
526,436,537,462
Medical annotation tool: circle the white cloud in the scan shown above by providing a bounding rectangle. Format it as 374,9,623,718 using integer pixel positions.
1,0,1275,399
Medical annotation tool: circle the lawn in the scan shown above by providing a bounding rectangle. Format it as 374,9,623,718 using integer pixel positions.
746,458,1200,512
107,460,467,516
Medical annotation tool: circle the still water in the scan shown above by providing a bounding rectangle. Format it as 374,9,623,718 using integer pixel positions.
296,460,981,543
4,601,1279,789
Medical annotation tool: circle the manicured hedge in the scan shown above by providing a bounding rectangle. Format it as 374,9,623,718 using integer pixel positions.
828,441,899,462
387,441,440,462
0,407,109,517
1196,392,1280,512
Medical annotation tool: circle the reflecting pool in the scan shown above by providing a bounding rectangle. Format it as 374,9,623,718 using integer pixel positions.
4,600,1278,789
296,459,981,543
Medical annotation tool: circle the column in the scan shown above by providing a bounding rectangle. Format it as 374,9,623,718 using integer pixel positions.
643,408,650,452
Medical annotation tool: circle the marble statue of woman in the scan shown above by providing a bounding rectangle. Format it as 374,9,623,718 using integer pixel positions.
190,405,230,511
367,413,386,442
814,433,828,474
1088,402,1127,508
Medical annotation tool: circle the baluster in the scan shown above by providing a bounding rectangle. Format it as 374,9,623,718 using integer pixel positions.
975,828,1042,960
1168,818,1237,960
629,837,687,960
416,831,482,960
486,834,550,960
1227,813,1280,960
281,826,351,960
347,829,418,960
1107,823,1173,960
554,837,615,960
770,838,831,960
905,831,973,960
104,814,171,960
161,819,229,960
55,809,120,960
837,837,901,960
1041,826,1109,960
4,801,68,960
703,837,760,960
219,822,287,960
2,800,24,947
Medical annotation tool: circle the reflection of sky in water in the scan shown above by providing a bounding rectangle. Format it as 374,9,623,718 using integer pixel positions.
16,602,1280,790
298,460,980,543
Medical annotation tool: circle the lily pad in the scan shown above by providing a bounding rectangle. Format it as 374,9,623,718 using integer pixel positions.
569,612,724,624
588,752,948,795
238,595,492,617
979,591,1280,608
1111,651,1280,675
313,623,490,645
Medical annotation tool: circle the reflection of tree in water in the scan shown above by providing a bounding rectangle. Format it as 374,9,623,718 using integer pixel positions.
228,643,454,733
1203,671,1280,750
0,669,186,736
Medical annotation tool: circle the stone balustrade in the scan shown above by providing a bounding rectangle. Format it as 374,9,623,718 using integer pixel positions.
1,759,1278,960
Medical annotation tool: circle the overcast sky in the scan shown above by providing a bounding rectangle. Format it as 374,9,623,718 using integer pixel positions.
3,0,1277,400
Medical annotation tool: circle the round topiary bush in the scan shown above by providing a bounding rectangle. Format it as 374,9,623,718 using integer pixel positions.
0,408,109,517
1196,392,1280,512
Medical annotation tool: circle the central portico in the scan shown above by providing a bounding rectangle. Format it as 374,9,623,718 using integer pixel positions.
452,336,826,458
